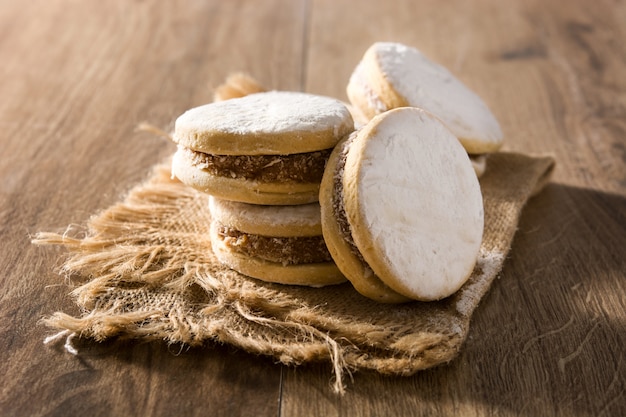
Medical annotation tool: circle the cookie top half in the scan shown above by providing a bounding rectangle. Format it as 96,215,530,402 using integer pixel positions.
209,196,322,237
173,91,354,155
342,107,484,301
353,42,503,154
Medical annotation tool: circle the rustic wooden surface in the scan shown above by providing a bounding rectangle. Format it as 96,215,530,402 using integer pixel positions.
1,0,624,416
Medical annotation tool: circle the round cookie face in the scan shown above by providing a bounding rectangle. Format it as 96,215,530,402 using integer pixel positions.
319,134,410,303
209,197,322,237
173,91,354,155
343,107,484,301
351,42,503,154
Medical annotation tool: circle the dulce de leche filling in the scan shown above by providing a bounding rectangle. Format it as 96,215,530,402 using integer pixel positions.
182,146,331,183
216,223,333,266
332,134,372,267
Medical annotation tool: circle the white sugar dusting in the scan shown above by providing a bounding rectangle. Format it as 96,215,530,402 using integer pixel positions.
373,42,503,147
349,62,388,113
176,91,352,136
353,108,484,300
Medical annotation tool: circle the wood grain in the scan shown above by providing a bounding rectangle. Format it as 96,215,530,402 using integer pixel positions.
1,0,624,416
0,1,304,416
290,1,626,416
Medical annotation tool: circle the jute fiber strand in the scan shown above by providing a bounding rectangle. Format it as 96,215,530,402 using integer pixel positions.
34,151,554,394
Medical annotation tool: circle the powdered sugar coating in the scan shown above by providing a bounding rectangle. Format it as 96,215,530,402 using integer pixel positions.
345,108,484,300
182,91,349,134
372,42,503,153
174,91,354,155
348,63,388,114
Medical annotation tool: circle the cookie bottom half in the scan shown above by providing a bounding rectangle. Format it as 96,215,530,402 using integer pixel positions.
172,149,321,205
210,222,346,287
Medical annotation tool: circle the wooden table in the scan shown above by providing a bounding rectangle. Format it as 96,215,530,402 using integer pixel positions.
1,1,624,416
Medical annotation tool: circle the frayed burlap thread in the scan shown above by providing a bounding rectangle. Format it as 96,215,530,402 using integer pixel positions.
34,152,554,394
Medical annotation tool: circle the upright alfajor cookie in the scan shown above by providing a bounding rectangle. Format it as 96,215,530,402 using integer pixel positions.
209,197,346,287
320,107,484,303
347,42,503,157
172,91,354,205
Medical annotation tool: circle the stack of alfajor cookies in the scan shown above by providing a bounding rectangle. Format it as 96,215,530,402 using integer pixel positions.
171,41,504,303
171,84,354,287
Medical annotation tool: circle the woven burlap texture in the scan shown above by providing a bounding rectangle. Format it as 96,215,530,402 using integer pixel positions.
35,152,554,394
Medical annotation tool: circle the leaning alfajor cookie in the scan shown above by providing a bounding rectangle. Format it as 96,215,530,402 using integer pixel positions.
320,107,484,303
172,91,354,205
347,42,503,176
209,197,346,287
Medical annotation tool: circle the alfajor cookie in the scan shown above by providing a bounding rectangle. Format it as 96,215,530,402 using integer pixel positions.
172,91,354,205
347,42,503,170
209,197,346,287
320,107,484,303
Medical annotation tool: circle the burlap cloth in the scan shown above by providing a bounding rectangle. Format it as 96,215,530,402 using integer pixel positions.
35,152,554,394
